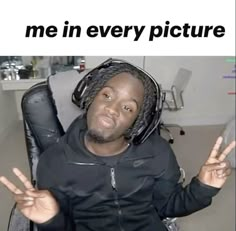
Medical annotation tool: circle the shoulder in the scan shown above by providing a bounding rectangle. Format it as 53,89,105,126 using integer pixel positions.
38,139,66,170
138,131,174,157
136,132,180,174
36,139,69,189
38,115,85,164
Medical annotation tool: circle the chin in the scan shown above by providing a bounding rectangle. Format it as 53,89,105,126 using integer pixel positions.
86,129,113,143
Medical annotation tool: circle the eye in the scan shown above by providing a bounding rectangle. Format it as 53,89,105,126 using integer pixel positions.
123,105,133,112
103,93,112,100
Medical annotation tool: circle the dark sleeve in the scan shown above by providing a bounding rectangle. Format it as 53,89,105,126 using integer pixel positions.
153,143,220,218
36,144,74,231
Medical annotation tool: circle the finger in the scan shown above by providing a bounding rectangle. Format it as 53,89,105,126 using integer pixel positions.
218,140,236,161
216,168,232,178
25,189,46,198
17,200,34,210
14,194,34,202
216,169,224,176
202,162,227,172
0,176,23,194
208,136,223,159
23,200,34,206
12,168,34,190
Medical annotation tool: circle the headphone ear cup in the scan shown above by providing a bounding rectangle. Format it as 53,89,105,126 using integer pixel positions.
72,77,88,109
72,69,100,109
132,92,162,144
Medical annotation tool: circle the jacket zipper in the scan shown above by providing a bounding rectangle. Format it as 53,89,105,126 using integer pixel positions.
67,162,100,166
67,156,154,231
110,167,125,231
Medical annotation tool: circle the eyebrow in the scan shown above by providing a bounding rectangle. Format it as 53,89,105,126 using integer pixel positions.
103,85,139,108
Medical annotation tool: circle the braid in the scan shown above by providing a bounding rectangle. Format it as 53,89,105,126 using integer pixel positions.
127,74,157,139
81,63,157,141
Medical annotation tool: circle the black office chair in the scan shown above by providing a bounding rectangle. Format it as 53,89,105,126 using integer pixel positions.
7,70,85,231
7,69,182,231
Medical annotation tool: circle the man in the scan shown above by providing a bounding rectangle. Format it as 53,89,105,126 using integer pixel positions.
0,62,235,231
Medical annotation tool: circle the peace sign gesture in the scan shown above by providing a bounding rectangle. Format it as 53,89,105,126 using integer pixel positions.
197,136,236,188
0,168,59,224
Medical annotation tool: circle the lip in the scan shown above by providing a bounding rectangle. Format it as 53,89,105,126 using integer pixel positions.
97,115,116,129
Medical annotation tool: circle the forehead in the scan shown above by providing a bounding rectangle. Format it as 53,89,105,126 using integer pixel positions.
104,72,144,101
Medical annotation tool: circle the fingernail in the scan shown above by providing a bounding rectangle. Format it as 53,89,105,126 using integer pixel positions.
220,163,226,167
0,176,5,181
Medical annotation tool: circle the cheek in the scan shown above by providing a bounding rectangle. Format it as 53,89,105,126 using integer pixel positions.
86,104,99,125
119,113,139,130
87,100,102,116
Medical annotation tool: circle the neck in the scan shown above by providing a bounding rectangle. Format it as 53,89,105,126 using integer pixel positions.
84,135,129,156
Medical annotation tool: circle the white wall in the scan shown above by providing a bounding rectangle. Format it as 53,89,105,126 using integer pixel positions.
0,84,18,142
15,91,26,120
86,56,235,126
144,56,235,126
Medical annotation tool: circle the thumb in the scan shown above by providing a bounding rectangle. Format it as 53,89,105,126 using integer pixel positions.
203,162,226,172
25,189,48,198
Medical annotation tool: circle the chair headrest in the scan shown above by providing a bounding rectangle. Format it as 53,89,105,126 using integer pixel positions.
48,70,89,131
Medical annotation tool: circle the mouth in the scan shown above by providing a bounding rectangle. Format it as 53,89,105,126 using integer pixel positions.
97,115,116,129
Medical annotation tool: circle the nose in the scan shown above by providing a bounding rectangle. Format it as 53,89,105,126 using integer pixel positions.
105,103,119,117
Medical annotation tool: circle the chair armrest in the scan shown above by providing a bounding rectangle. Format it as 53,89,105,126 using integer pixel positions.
179,91,184,109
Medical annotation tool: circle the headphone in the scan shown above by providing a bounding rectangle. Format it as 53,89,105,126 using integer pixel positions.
72,58,165,144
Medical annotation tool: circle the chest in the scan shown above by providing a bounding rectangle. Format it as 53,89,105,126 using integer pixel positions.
62,157,165,202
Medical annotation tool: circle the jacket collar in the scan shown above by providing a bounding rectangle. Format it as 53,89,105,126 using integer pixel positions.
62,117,154,165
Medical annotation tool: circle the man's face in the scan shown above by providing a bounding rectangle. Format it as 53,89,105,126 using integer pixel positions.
86,72,144,143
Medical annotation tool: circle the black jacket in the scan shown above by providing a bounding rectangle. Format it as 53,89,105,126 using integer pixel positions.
37,117,220,231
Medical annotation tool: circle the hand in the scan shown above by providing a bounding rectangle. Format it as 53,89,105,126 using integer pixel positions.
197,136,236,188
0,168,59,224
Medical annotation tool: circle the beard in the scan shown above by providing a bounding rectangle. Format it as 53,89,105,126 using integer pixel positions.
86,129,122,144
86,129,112,143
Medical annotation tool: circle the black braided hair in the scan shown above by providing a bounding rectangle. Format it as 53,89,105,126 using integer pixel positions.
81,63,157,140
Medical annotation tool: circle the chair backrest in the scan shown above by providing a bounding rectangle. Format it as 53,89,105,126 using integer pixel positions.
171,68,192,108
7,70,87,231
22,81,65,184
21,70,86,184
172,68,192,92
